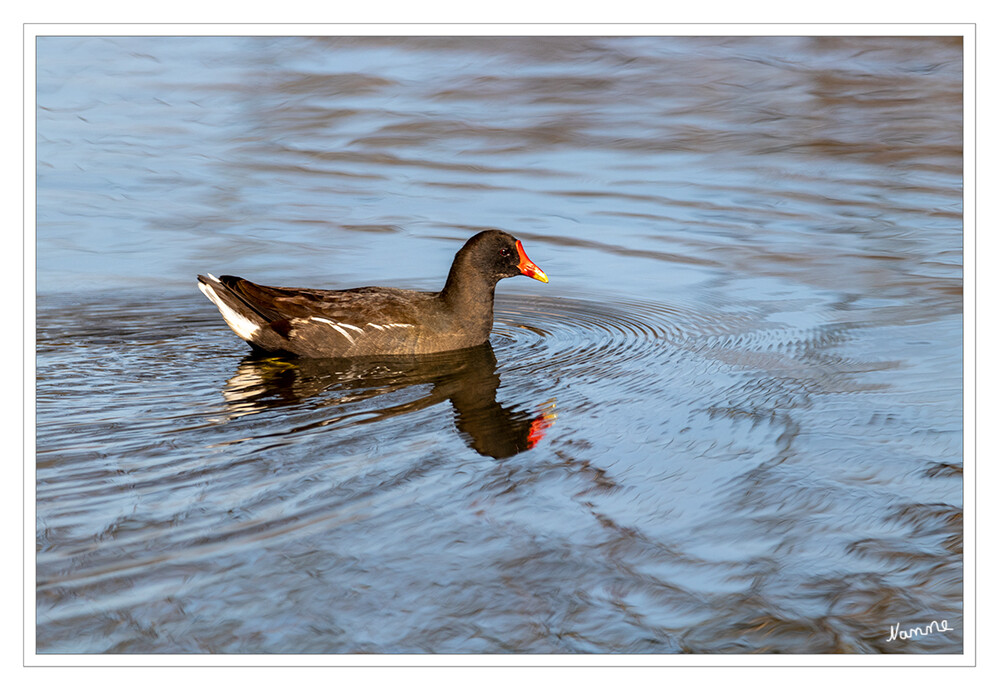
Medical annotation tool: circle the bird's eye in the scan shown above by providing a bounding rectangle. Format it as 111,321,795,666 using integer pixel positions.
500,248,512,258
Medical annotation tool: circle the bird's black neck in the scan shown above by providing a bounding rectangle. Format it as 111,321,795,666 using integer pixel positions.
439,253,497,336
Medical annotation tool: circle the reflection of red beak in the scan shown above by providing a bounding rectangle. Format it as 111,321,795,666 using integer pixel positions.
516,240,548,283
526,400,558,449
526,416,549,449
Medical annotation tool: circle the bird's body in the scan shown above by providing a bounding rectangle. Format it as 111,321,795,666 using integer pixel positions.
198,230,548,358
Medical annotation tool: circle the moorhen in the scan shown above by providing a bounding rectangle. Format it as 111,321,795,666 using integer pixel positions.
198,229,548,357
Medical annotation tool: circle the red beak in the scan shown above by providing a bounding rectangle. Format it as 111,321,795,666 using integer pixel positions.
515,240,548,283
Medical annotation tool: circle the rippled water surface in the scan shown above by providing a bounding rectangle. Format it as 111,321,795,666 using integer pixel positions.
35,35,964,654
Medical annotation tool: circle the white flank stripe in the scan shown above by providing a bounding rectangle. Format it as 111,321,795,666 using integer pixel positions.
366,322,414,331
199,281,260,341
310,317,357,344
330,323,356,344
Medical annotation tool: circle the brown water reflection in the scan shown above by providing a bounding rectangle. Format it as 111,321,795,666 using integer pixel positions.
219,345,556,460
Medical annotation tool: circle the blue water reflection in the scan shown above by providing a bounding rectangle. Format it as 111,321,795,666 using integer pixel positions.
36,35,963,654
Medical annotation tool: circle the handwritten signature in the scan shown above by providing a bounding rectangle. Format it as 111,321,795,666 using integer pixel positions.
886,619,954,642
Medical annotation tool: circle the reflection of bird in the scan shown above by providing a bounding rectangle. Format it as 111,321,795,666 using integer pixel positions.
198,230,547,357
220,343,555,459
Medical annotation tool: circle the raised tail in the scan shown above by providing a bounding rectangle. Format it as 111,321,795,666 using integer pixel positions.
197,273,267,343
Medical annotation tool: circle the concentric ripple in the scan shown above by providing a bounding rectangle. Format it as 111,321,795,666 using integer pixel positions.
490,292,757,382
495,294,674,366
